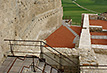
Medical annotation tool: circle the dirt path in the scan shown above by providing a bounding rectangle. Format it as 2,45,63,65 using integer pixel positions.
72,1,101,14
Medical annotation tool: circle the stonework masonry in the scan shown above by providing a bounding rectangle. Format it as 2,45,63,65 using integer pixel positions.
0,0,63,65
79,13,107,73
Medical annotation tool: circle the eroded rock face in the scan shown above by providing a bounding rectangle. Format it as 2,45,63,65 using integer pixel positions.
0,0,63,63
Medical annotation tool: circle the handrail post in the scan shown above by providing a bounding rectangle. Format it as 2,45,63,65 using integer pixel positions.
32,56,36,72
59,53,62,69
9,41,14,56
59,53,63,73
40,41,43,59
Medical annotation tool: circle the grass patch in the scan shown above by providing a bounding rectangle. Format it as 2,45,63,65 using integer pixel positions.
76,0,107,13
61,0,107,25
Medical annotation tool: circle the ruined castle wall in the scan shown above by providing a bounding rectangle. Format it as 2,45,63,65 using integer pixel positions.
0,0,63,64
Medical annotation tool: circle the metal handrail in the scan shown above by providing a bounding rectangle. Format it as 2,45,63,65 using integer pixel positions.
44,47,74,65
43,42,77,65
43,52,62,66
8,49,64,71
4,39,42,42
4,39,78,67
8,44,64,68
9,43,45,47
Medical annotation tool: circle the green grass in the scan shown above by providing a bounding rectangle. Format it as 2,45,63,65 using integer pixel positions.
62,0,107,25
76,0,107,13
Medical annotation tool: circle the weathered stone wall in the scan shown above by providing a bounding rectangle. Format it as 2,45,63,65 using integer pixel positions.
0,0,16,64
42,47,79,73
99,12,107,21
80,53,107,73
0,0,63,65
